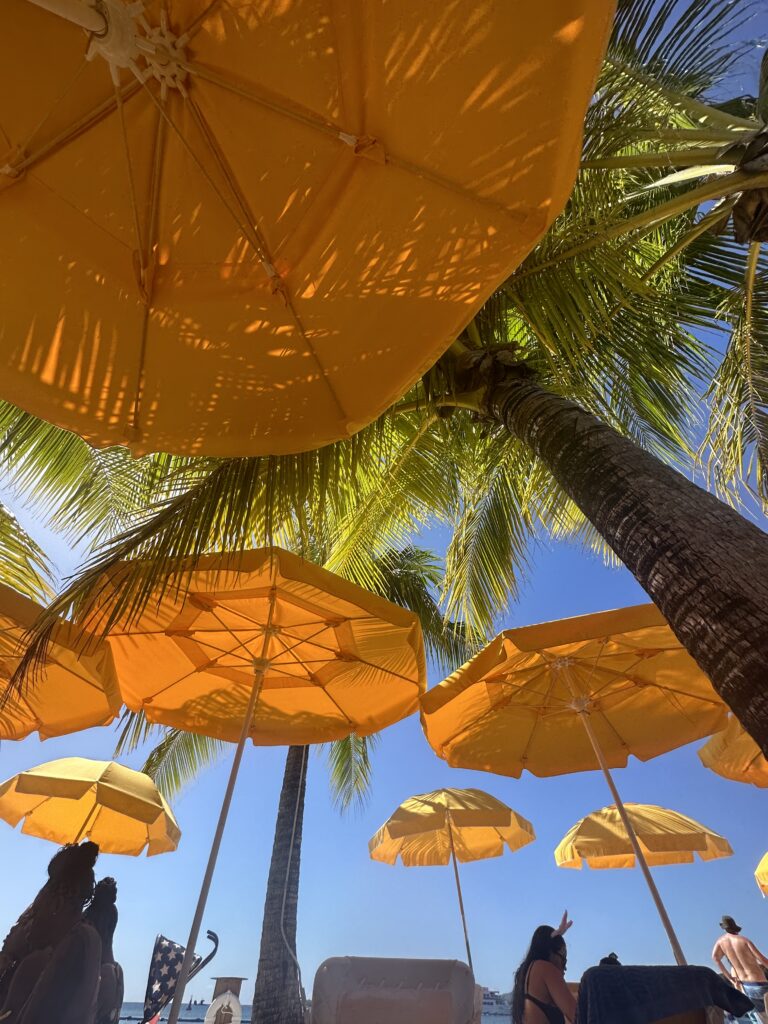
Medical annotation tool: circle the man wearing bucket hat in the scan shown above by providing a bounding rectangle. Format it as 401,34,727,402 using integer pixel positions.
713,915,768,1022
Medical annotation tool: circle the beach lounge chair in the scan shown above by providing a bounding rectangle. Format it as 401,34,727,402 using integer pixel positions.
310,956,480,1024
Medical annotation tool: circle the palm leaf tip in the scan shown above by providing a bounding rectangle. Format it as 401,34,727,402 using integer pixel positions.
326,734,379,814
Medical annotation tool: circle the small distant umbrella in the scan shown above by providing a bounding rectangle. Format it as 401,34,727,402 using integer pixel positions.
755,852,768,897
555,804,732,870
698,717,768,789
421,603,728,966
0,583,120,740
369,787,535,971
0,757,180,856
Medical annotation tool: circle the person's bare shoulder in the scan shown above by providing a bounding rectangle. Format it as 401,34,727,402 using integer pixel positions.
535,962,565,984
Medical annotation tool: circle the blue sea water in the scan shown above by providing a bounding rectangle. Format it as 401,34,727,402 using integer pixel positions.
119,1002,506,1021
119,1004,251,1022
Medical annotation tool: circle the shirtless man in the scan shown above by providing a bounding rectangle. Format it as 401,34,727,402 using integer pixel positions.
712,915,768,1022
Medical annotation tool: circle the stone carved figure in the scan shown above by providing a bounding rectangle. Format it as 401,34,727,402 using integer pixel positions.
85,878,125,1024
0,842,103,1024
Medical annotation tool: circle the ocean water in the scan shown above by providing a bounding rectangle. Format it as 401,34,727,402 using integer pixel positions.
119,1002,507,1022
120,1004,251,1022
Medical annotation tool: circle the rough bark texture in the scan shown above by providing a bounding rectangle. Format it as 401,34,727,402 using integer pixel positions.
252,746,308,1024
488,373,768,754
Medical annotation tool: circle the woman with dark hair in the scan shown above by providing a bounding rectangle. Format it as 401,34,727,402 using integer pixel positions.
511,913,577,1024
84,879,124,1024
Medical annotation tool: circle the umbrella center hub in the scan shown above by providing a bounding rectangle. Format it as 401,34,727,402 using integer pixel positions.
86,1,188,93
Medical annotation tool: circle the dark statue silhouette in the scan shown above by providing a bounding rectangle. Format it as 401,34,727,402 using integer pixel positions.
0,842,123,1024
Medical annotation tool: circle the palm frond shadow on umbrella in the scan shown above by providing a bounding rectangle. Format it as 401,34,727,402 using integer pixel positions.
1,0,611,456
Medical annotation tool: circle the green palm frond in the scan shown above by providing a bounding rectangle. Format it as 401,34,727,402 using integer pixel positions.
324,734,380,814
0,403,184,547
704,242,768,501
368,545,480,669
323,412,456,589
610,0,757,97
12,430,391,673
113,708,163,758
441,427,535,630
141,727,225,801
0,499,53,600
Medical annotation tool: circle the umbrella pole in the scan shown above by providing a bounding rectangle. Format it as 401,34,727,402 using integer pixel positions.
23,0,106,32
576,708,688,967
446,815,474,973
167,656,271,1024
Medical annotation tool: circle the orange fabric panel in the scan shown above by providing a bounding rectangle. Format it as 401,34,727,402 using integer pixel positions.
555,803,732,870
421,604,727,778
0,583,120,741
369,786,535,867
103,547,426,745
0,0,614,455
0,756,180,856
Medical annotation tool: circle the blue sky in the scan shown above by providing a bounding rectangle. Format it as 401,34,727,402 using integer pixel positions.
0,501,766,1003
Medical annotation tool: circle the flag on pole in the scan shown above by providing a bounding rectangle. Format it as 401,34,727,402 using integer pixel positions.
141,935,199,1024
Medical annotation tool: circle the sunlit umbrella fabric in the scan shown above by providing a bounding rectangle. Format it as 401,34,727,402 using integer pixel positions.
0,583,120,740
555,803,733,870
698,716,768,788
103,547,426,744
421,604,727,777
369,787,535,867
0,0,614,457
755,852,768,896
0,757,180,856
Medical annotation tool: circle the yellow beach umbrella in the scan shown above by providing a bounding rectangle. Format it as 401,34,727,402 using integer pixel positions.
0,0,613,457
0,582,120,740
0,757,180,856
99,546,426,1020
556,804,732,870
370,788,534,970
755,852,768,897
698,717,768,789
421,603,728,966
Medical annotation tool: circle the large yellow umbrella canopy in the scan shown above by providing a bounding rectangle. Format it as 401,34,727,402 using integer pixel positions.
421,603,727,966
370,788,534,969
421,604,727,778
104,547,426,744
0,0,614,457
698,717,768,789
0,583,120,740
0,757,180,856
755,852,768,896
555,804,733,870
98,545,426,1021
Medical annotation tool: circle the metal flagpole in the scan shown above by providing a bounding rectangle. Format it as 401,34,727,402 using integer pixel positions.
446,813,474,973
557,660,687,967
166,590,277,1024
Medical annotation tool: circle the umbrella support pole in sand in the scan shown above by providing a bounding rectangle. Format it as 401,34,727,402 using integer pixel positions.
446,813,474,972
575,705,687,967
24,0,106,32
167,592,277,1024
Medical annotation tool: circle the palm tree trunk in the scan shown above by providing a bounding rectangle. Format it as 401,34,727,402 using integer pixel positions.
486,371,768,754
252,745,308,1024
